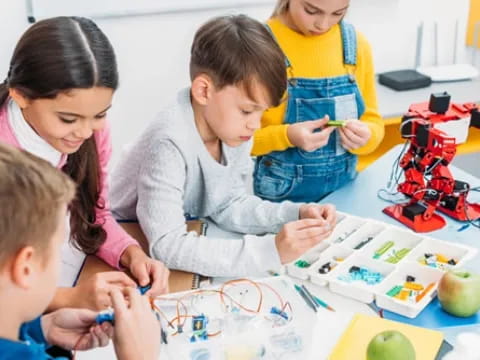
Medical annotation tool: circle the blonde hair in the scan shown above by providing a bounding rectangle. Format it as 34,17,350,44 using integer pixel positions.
272,0,289,16
0,143,76,267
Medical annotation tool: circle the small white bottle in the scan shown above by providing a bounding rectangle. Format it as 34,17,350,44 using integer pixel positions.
443,332,480,360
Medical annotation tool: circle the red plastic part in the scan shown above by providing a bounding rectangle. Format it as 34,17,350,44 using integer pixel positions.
438,202,480,221
383,205,447,232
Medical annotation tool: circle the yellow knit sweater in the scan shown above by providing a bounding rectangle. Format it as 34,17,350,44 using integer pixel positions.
252,17,384,157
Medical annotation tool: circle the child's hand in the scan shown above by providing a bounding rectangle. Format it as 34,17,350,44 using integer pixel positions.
338,120,371,151
287,116,335,152
41,309,113,351
110,288,161,360
120,245,170,296
71,272,138,310
275,218,332,264
299,204,336,230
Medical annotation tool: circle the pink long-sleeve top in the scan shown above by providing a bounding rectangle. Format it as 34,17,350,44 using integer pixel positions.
0,101,139,268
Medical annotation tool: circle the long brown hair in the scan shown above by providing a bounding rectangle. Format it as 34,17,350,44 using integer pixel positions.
0,17,118,254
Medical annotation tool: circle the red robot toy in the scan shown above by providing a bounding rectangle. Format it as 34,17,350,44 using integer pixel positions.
383,92,480,232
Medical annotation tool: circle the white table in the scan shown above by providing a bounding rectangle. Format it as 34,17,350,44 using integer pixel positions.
78,145,480,359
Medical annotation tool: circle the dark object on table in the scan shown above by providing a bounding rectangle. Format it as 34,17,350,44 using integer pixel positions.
378,70,432,91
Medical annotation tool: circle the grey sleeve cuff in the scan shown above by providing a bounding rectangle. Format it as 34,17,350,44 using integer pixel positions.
242,233,282,275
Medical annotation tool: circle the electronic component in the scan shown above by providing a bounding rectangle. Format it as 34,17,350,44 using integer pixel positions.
95,308,115,325
270,306,289,320
138,284,151,295
94,284,153,326
190,314,209,343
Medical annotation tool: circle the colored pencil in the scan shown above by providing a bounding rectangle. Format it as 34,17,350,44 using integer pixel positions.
313,295,336,312
302,284,335,312
294,284,317,313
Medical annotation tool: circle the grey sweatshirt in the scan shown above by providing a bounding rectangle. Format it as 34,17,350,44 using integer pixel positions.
110,88,302,276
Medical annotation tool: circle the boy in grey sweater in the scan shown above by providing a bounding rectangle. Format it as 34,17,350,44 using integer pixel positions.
110,15,336,277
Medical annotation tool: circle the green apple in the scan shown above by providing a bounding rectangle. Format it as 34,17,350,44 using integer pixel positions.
366,330,416,360
438,270,480,318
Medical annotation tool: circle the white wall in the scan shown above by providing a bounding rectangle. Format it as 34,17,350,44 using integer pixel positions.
0,0,473,167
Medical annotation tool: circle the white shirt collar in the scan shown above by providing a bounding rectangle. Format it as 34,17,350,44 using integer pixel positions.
7,99,63,167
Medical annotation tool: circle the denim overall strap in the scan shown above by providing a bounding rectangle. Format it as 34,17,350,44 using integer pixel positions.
254,21,364,203
264,23,293,71
266,21,358,76
340,20,357,66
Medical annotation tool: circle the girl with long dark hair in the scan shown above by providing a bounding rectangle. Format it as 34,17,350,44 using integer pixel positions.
0,16,169,310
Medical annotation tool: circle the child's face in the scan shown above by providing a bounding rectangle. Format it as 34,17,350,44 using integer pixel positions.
29,206,67,317
204,81,270,147
287,0,349,36
12,87,114,154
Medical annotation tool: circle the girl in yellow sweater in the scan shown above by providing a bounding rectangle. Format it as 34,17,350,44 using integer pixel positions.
253,0,384,202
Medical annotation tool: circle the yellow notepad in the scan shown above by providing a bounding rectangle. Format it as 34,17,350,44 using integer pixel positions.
329,314,443,360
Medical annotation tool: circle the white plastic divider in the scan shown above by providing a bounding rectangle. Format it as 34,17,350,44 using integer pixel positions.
341,221,387,251
286,241,329,280
328,215,367,245
309,245,355,286
406,237,477,270
285,212,478,317
328,254,396,303
375,262,444,318
360,227,423,264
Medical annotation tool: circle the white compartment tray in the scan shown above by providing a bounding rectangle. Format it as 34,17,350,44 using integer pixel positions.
285,212,478,318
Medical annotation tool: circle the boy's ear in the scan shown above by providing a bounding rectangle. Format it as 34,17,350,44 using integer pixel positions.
8,88,30,109
191,74,214,106
11,246,38,289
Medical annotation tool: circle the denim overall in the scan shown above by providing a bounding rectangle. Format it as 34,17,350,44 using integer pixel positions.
254,21,365,203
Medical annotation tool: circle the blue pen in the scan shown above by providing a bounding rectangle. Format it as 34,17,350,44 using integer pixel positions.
294,284,317,313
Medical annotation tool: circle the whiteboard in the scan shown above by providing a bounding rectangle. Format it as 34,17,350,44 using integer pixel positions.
27,0,276,22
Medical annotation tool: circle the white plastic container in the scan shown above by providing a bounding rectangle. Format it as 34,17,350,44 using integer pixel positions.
341,221,386,251
286,241,329,280
287,213,478,317
328,255,395,303
361,227,423,264
308,245,354,286
375,262,443,318
406,237,477,270
327,215,366,244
